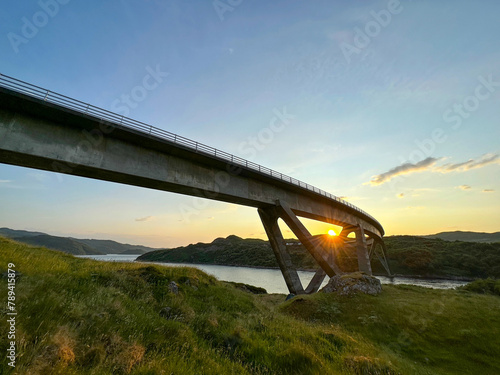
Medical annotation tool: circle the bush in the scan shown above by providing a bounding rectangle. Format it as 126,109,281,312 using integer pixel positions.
461,278,500,296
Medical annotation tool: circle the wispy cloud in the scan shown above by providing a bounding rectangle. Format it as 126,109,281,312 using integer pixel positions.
0,180,12,183
368,157,440,186
368,153,500,186
435,153,500,173
483,189,495,193
135,216,154,222
457,185,471,190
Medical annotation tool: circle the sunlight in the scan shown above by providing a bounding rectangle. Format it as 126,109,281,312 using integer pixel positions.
328,229,336,236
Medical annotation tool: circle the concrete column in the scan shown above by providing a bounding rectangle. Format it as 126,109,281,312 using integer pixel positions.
275,200,343,277
354,225,372,275
304,268,326,294
258,207,304,295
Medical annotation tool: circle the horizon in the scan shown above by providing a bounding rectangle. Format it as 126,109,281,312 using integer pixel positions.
2,226,499,250
1,1,499,248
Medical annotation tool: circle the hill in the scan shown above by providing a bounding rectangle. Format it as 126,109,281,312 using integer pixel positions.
11,234,102,255
0,227,158,255
139,235,500,279
0,227,46,238
424,231,500,243
75,238,155,254
137,235,321,270
1,236,499,374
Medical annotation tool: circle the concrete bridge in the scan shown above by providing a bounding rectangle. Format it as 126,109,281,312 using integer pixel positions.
0,74,390,294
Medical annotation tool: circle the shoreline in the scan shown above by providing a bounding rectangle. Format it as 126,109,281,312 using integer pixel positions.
136,259,474,282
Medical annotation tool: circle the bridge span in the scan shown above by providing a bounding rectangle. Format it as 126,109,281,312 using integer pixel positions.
0,74,390,294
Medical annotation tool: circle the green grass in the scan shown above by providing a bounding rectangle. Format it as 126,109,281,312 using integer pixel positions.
1,236,500,374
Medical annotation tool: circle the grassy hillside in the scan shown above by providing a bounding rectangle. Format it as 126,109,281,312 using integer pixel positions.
0,228,46,238
139,235,500,279
2,236,499,374
12,235,102,255
75,238,157,255
0,227,157,255
381,236,500,279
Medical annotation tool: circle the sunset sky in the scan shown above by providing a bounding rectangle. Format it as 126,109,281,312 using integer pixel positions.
1,0,499,247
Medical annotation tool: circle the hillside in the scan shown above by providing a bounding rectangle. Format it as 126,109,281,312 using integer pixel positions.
0,227,158,255
75,238,155,255
12,234,102,255
2,236,500,374
424,231,500,243
139,235,500,279
0,227,46,238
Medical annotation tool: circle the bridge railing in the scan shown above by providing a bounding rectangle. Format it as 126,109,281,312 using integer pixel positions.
0,73,378,224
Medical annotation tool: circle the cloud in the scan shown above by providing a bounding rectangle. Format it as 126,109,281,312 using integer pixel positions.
397,193,405,198
368,153,500,186
368,157,440,186
135,216,154,222
457,185,471,190
435,153,500,173
483,189,495,193
0,180,12,183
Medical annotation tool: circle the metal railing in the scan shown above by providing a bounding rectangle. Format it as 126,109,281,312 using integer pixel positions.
0,73,379,225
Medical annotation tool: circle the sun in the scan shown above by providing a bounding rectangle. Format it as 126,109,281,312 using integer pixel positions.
328,229,336,236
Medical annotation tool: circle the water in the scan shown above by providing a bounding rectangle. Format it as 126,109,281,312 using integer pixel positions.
77,254,470,294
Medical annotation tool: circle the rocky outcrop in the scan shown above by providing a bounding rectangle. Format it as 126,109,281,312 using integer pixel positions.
321,272,382,296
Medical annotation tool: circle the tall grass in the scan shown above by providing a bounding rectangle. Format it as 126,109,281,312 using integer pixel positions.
1,236,499,374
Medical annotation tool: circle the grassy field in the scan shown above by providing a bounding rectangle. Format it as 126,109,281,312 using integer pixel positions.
1,236,499,374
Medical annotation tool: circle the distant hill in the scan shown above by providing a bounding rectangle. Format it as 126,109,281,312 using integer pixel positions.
139,234,500,279
0,227,158,256
11,234,102,255
424,231,500,243
75,238,154,255
138,235,319,270
0,227,46,238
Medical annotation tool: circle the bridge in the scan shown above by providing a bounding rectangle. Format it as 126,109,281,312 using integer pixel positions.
0,74,390,295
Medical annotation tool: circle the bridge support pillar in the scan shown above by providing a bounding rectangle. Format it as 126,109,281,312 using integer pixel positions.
258,200,345,295
258,207,305,295
354,225,372,275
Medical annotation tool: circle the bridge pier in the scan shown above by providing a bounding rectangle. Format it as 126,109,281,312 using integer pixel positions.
258,207,305,295
259,200,346,295
259,202,390,294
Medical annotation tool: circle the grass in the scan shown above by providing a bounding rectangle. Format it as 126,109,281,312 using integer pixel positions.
1,236,499,374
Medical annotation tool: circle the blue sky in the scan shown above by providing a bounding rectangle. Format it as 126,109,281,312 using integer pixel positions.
1,0,499,247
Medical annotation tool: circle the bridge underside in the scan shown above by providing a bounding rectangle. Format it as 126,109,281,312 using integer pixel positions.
259,201,390,295
0,87,389,294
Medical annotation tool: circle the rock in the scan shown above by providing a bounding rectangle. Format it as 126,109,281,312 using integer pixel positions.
168,281,179,295
321,272,382,296
159,306,172,318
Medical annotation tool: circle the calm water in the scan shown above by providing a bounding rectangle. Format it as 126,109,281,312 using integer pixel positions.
77,254,470,294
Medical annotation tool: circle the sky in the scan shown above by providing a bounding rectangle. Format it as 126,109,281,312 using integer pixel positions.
1,0,499,248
